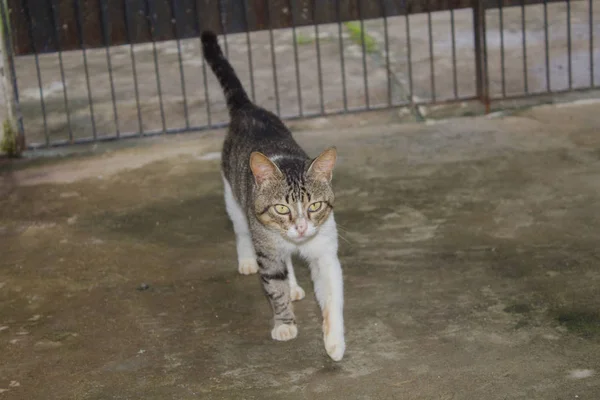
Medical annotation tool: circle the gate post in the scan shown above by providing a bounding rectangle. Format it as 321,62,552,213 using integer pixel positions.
0,0,25,156
473,0,490,113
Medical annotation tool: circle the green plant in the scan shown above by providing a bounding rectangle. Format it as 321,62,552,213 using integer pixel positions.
344,21,377,53
295,32,313,45
1,119,20,157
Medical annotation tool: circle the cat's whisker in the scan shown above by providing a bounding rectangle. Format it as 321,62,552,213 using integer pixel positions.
336,225,351,234
335,226,352,236
337,232,351,245
335,222,351,230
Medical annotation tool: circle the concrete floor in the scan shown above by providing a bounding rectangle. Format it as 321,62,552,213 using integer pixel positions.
1,101,600,399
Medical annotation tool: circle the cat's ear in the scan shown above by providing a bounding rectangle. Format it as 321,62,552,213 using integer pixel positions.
250,152,282,185
307,147,337,182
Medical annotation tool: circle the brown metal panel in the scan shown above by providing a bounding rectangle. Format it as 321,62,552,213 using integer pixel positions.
360,0,386,20
220,0,252,34
105,0,127,45
247,0,269,30
81,0,103,47
274,0,291,28
196,0,222,33
6,0,26,55
315,0,338,25
284,0,311,27
59,1,80,48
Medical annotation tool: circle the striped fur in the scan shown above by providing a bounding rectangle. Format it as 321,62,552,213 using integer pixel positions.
203,31,345,361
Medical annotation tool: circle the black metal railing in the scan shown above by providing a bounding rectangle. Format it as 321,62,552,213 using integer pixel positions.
0,0,597,149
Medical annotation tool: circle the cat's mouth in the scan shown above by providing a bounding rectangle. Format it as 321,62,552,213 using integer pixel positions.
286,235,312,244
285,230,317,243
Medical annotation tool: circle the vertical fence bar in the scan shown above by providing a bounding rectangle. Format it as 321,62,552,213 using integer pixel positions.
543,0,550,92
381,0,392,106
521,0,528,93
357,0,370,109
473,0,489,112
49,0,73,142
499,0,506,97
589,0,594,87
145,0,167,133
218,0,229,57
288,0,303,116
74,0,97,139
312,0,325,114
99,0,120,137
336,0,348,111
405,1,414,105
427,0,435,101
241,0,256,102
0,0,25,150
123,0,143,135
23,0,49,146
566,0,572,89
195,0,212,127
170,0,190,129
266,0,281,116
451,8,458,99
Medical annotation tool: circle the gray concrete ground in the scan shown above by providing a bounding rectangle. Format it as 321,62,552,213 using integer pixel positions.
4,2,599,146
1,100,600,399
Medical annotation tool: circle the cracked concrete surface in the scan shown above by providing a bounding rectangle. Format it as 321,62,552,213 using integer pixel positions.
1,101,600,399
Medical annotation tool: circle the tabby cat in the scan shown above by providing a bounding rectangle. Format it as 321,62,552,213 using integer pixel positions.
201,31,345,361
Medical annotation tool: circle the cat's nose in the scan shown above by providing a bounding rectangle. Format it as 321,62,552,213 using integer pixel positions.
296,219,307,236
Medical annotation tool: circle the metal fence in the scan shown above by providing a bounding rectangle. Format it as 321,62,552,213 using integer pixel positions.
0,0,598,149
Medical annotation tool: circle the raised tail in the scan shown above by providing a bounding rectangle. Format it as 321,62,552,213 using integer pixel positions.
201,31,250,114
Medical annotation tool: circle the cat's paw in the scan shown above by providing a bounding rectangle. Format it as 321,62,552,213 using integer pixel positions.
290,284,305,301
323,306,345,361
271,324,298,341
238,258,258,275
324,332,345,361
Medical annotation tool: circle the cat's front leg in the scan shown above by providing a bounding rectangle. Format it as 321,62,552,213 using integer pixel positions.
310,253,345,361
300,217,345,361
256,249,298,341
285,255,305,301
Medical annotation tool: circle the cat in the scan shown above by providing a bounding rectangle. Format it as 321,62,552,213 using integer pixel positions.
201,31,345,361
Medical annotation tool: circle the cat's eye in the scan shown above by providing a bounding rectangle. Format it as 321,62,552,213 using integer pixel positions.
274,204,291,215
308,202,323,212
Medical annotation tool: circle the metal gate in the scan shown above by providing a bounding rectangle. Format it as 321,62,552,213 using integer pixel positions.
0,0,598,150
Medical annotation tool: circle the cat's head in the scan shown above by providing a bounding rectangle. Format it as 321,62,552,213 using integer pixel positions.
249,148,337,242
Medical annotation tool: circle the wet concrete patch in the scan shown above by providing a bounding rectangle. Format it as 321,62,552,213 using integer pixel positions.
556,310,600,339
80,193,228,249
504,304,531,314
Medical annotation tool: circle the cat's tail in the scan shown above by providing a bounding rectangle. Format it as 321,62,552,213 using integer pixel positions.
201,31,250,114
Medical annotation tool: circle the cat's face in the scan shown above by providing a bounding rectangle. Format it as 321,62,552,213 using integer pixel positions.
250,148,336,242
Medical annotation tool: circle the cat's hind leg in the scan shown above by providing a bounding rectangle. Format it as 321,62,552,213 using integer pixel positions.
285,255,305,301
222,177,258,275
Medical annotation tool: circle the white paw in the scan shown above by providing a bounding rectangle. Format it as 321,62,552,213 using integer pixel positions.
290,285,305,301
271,324,298,341
324,332,345,361
238,258,258,275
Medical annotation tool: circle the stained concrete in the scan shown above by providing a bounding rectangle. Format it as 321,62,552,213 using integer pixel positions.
1,101,600,399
